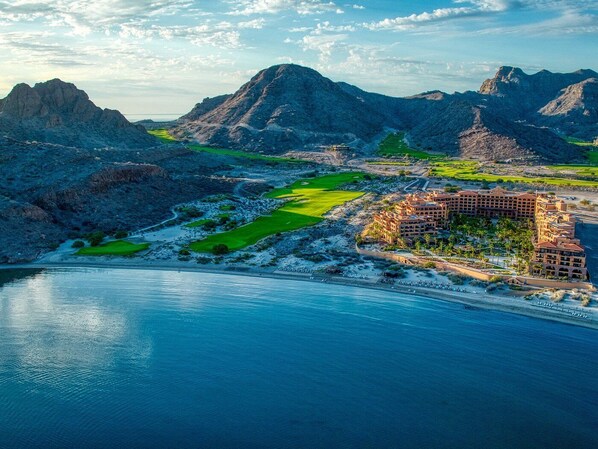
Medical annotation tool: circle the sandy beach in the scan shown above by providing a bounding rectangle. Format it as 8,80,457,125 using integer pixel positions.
2,259,596,331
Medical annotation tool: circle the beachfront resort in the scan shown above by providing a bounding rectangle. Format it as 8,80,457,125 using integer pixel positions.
372,187,588,283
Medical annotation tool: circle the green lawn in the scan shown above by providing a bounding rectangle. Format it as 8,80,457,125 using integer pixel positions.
188,144,301,163
190,172,365,253
148,128,178,143
366,161,410,166
564,136,597,147
185,219,212,228
76,240,150,256
563,137,598,164
547,164,598,177
377,132,441,159
149,128,304,163
430,160,598,187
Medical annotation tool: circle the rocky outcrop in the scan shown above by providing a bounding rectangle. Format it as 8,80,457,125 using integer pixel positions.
406,99,576,162
0,197,63,263
477,67,598,140
176,64,391,152
538,78,598,138
0,137,236,263
180,94,233,121
0,79,157,148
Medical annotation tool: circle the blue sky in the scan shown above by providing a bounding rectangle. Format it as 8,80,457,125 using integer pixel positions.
1,1,597,118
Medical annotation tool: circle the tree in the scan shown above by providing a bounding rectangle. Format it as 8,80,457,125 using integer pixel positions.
87,231,105,247
114,230,128,239
212,244,229,255
71,240,85,248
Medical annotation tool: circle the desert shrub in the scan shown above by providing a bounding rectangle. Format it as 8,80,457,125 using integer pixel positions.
202,220,217,231
447,273,466,285
212,244,229,255
71,240,85,248
86,231,105,247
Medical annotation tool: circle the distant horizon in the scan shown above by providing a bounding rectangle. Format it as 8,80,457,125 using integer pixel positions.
1,1,597,115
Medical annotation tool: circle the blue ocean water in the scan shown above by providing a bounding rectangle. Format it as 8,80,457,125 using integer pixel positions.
0,268,596,448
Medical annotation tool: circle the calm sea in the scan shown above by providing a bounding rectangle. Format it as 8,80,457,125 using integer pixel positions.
0,268,596,448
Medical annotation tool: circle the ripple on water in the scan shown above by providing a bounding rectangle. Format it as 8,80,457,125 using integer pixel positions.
0,268,597,448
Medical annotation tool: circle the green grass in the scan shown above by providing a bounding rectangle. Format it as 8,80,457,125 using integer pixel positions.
188,145,301,163
190,172,365,253
564,136,597,147
377,132,441,159
563,137,598,164
547,164,598,177
148,128,177,143
76,240,150,256
366,161,410,166
185,219,212,228
430,160,598,187
149,128,304,163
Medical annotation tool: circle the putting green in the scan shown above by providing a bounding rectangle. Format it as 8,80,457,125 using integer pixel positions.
76,240,150,256
190,172,365,253
430,161,598,188
148,129,177,143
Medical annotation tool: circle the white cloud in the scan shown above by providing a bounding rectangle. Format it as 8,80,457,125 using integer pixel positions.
229,0,340,16
0,1,193,34
238,18,266,28
365,0,598,31
477,8,598,35
365,1,514,30
118,22,246,48
301,33,348,61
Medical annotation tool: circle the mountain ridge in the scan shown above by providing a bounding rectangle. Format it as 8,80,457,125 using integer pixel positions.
0,79,156,149
176,64,596,162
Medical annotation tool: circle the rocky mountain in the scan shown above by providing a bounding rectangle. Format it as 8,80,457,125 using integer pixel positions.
0,79,157,148
180,94,233,121
176,64,395,152
176,64,597,162
477,66,598,140
537,77,598,138
0,137,235,263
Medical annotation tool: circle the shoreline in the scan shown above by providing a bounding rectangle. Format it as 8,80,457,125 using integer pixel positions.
1,260,597,331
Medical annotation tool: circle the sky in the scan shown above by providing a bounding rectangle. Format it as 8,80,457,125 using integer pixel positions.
1,0,597,118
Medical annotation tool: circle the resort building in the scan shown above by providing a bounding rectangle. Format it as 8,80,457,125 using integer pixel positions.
428,187,537,219
374,210,437,243
373,188,588,281
532,197,587,280
395,194,449,227
376,187,538,244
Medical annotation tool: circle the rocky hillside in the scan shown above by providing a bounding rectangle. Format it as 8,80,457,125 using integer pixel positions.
176,64,597,162
477,66,598,140
176,64,395,152
0,137,235,263
0,79,157,148
537,77,598,138
180,94,232,121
